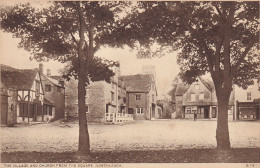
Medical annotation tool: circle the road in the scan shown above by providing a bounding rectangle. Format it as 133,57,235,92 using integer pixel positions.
1,120,259,152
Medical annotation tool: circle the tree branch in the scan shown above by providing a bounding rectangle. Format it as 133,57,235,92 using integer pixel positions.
231,34,259,77
214,4,225,21
70,33,79,47
93,43,101,54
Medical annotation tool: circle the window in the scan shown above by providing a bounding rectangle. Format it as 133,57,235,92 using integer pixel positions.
19,103,28,117
111,92,115,101
199,93,204,100
191,94,196,101
49,107,53,116
195,84,199,90
186,107,192,113
37,105,42,115
136,108,144,114
247,92,251,100
185,106,197,114
45,85,51,92
43,105,47,115
57,87,62,93
136,94,141,100
86,105,89,114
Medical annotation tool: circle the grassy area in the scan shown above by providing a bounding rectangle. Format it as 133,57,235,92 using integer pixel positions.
1,148,259,163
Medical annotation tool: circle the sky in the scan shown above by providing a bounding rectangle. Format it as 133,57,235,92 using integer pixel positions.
0,0,181,99
0,31,180,98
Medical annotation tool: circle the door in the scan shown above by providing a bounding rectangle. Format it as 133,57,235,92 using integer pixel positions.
128,108,133,114
152,107,155,118
212,107,217,118
1,95,8,124
204,108,209,118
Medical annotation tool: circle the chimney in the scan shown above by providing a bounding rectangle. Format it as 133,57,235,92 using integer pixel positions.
47,69,51,76
39,63,43,74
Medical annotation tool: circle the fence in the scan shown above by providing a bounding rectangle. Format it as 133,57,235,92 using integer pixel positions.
105,113,133,123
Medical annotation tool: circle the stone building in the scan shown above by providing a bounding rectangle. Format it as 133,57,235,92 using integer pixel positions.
85,66,131,123
234,78,260,121
39,64,65,121
0,64,44,124
119,74,158,120
175,77,234,120
1,64,65,125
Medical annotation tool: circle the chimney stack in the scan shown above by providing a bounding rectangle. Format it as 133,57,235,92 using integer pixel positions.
47,69,51,76
39,63,43,74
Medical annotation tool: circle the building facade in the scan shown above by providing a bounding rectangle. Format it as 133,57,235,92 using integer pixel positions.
119,74,158,120
1,64,65,125
1,64,45,124
234,78,260,120
85,66,131,123
175,77,234,120
40,64,65,121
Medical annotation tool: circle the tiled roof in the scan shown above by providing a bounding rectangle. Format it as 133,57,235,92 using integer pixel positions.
119,74,154,92
199,77,215,91
175,77,215,96
50,75,64,82
175,83,190,96
44,97,55,106
1,65,37,90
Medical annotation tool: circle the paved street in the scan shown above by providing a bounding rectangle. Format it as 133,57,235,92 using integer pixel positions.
1,120,259,153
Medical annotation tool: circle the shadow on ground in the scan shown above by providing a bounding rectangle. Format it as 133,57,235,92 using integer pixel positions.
1,148,260,163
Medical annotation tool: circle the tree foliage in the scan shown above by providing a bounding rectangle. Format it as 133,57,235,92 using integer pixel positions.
0,1,128,154
0,2,124,81
109,1,259,149
111,1,259,86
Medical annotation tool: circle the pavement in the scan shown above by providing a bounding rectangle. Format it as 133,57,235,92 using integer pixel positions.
1,119,259,153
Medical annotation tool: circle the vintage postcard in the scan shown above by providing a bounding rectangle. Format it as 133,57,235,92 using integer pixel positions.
0,1,259,168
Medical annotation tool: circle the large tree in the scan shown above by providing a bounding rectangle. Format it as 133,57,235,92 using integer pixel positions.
111,1,259,149
0,1,125,154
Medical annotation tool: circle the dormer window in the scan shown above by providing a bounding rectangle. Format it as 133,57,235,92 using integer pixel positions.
191,94,196,102
194,84,199,90
45,85,51,92
199,93,204,100
57,86,62,93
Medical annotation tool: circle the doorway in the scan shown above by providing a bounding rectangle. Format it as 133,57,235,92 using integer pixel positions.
212,107,217,118
204,108,209,118
1,95,8,124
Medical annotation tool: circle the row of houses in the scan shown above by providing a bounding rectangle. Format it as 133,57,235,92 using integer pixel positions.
174,77,260,121
1,64,65,126
70,66,162,123
1,64,162,125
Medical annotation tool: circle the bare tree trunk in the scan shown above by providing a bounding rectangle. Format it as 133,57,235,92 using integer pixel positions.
77,69,90,154
76,2,90,154
215,86,232,150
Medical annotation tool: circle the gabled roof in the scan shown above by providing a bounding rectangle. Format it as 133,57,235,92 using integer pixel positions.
199,77,215,91
43,75,64,87
1,64,38,90
50,75,64,82
175,77,215,96
175,83,190,96
119,74,154,92
44,97,55,106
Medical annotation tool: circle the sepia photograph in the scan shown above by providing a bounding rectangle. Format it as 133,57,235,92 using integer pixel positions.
0,0,259,167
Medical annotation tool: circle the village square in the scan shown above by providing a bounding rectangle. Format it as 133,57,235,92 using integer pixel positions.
0,1,259,164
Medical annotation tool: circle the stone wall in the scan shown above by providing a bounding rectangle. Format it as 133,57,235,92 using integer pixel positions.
86,81,106,123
